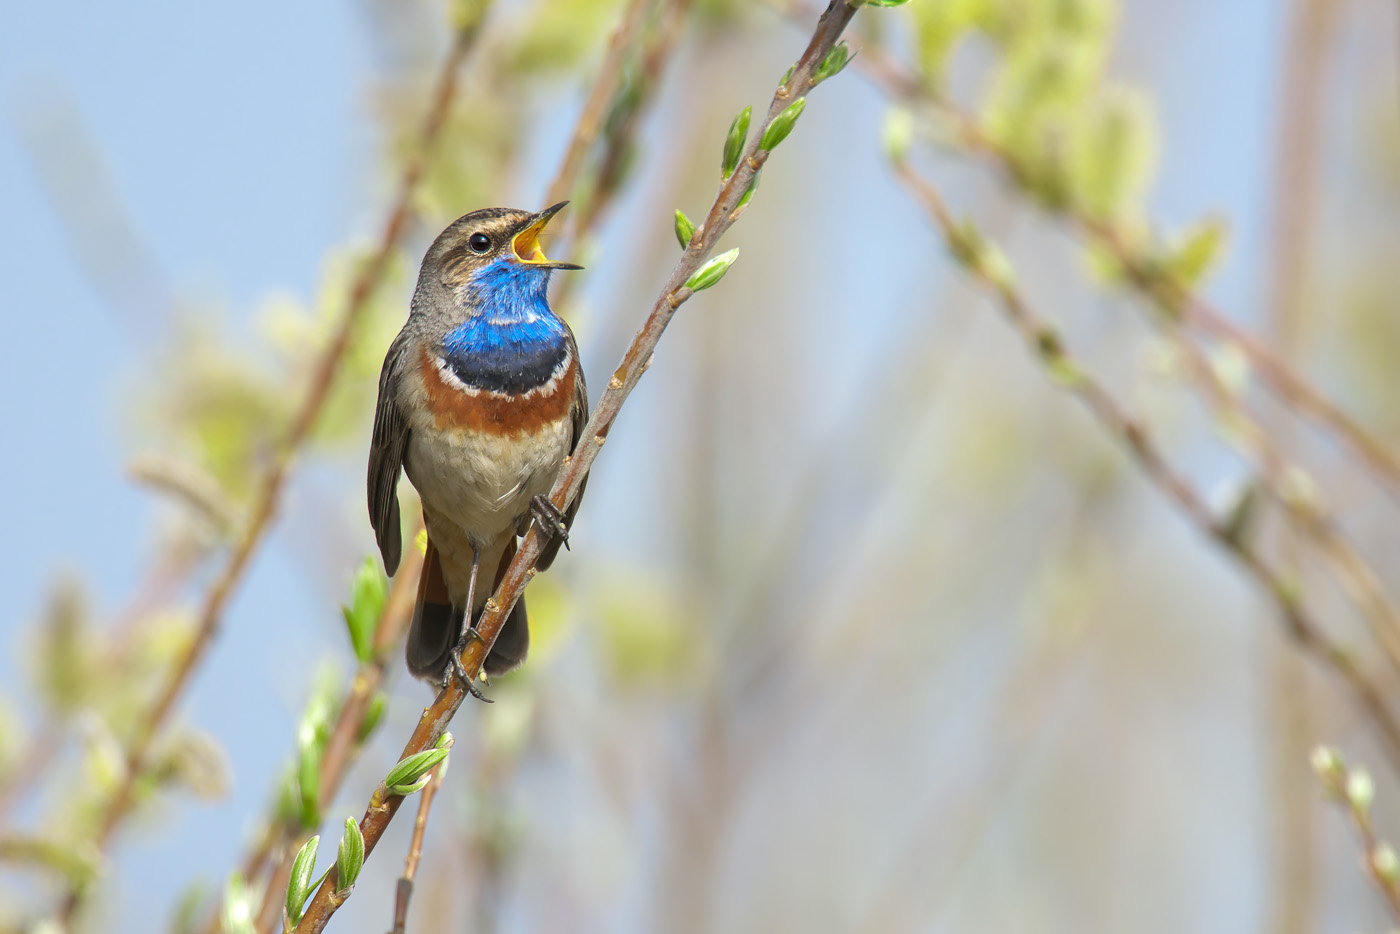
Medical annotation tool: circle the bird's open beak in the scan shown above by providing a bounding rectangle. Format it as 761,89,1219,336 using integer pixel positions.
511,201,583,270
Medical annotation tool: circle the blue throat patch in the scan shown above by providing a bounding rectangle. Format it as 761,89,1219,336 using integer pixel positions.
442,259,570,394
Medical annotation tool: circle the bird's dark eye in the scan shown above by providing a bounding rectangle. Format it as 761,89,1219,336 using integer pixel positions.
468,233,492,253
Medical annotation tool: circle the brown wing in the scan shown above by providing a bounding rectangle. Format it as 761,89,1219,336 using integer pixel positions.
367,330,412,575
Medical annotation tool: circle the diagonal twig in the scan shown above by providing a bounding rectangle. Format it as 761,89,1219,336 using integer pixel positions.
388,763,447,934
543,0,656,215
290,3,865,929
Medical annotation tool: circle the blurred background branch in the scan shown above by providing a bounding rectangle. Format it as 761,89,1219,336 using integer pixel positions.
892,155,1400,771
291,1,863,928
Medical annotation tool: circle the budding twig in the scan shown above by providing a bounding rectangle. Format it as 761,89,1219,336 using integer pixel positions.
1311,747,1400,921
290,3,866,929
543,0,655,215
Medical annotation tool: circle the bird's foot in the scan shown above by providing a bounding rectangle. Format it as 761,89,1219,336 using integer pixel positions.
445,643,493,703
530,494,570,550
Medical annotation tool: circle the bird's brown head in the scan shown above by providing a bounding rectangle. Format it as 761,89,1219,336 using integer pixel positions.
429,202,582,289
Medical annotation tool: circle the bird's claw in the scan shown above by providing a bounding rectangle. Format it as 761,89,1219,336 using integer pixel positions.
445,647,492,703
530,494,570,550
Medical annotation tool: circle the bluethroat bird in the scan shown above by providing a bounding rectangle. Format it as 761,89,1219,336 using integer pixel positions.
368,203,586,690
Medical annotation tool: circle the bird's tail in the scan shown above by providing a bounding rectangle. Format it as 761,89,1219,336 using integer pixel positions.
405,535,529,682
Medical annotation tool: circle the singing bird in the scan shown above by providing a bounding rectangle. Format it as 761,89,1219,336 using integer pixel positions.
368,203,586,689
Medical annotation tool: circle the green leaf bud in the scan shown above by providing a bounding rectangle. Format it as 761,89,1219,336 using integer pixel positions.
343,557,388,664
357,691,388,744
1373,842,1400,885
221,873,256,934
812,42,853,87
285,835,319,926
1348,767,1375,814
1164,217,1228,288
722,106,751,179
1310,745,1344,794
384,736,452,795
674,209,696,249
336,818,365,892
759,98,806,151
736,170,762,211
883,108,914,163
684,248,740,292
297,741,320,829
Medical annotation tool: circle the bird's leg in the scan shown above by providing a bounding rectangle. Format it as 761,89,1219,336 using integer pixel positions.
446,546,491,703
530,494,570,551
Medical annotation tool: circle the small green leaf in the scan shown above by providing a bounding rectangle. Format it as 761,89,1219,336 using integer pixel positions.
684,248,740,292
1348,768,1375,814
343,557,388,664
736,170,762,211
297,740,321,829
1373,843,1400,884
221,873,256,934
811,41,853,86
674,209,696,249
336,818,365,892
779,63,795,89
285,835,320,926
1311,745,1343,784
1219,478,1261,548
862,0,913,6
1163,216,1228,288
383,734,453,795
357,691,388,744
883,108,914,163
721,106,751,179
450,0,490,31
759,98,806,151
274,765,301,827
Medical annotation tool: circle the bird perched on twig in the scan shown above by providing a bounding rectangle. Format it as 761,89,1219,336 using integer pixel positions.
368,203,586,694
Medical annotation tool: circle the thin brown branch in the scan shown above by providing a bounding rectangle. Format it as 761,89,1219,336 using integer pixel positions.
893,158,1400,774
551,0,697,314
1313,749,1400,922
1263,0,1336,927
571,0,697,237
59,14,491,926
1153,290,1400,681
291,3,863,930
389,763,447,934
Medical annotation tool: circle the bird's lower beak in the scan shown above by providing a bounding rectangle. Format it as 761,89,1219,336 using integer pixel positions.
511,201,584,270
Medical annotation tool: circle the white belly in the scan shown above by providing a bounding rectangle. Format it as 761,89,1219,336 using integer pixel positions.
404,417,572,547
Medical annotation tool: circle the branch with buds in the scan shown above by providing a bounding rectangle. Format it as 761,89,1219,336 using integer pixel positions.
1312,747,1400,920
288,2,888,929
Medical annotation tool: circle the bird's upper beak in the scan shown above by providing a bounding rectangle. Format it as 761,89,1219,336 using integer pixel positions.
510,202,583,270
